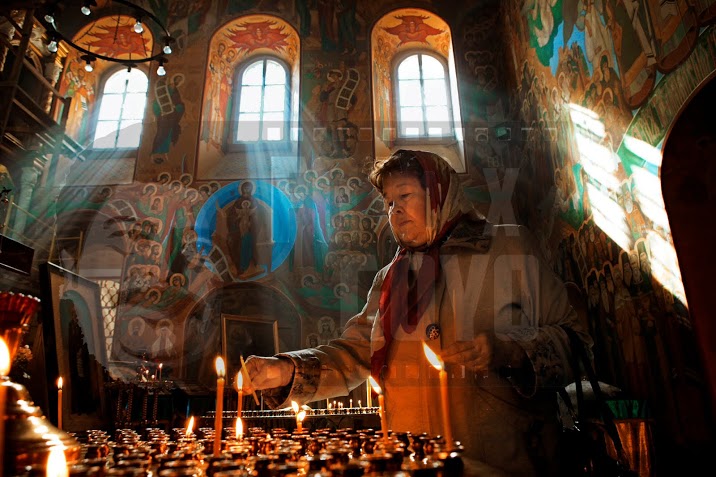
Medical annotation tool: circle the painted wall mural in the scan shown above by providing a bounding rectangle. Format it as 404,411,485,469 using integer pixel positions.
57,15,155,145
196,14,300,175
371,9,451,151
506,0,716,447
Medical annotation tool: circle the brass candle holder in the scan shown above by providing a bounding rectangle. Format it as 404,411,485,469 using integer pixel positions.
1,291,81,474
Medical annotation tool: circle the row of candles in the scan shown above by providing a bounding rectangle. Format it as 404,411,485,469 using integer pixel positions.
210,342,454,456
0,335,454,474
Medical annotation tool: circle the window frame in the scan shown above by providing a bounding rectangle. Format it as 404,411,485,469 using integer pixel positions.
392,50,455,143
224,55,292,153
89,66,150,153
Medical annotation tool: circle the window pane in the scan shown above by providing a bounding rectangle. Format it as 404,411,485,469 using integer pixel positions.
117,120,142,148
237,113,260,141
420,55,445,80
239,86,262,112
242,62,264,86
126,69,148,93
423,79,448,106
262,111,284,140
97,94,123,121
103,71,128,93
398,55,420,80
400,107,423,136
93,121,118,148
398,80,422,107
265,61,285,85
426,106,450,122
426,106,450,136
122,93,148,120
263,85,285,112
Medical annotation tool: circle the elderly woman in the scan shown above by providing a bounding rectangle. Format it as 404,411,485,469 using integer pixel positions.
244,150,591,476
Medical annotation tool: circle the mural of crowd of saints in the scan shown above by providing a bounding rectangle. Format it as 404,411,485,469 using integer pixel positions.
501,0,716,438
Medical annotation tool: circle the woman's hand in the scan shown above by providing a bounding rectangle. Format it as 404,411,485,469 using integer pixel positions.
241,356,295,392
441,333,493,374
441,333,527,374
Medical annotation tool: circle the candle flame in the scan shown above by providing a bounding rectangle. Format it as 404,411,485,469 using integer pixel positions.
422,342,443,371
236,372,243,391
297,410,307,422
159,363,163,369
46,445,68,477
368,376,382,395
0,337,10,376
57,377,63,390
236,417,243,438
185,416,194,436
215,356,226,377
291,400,299,414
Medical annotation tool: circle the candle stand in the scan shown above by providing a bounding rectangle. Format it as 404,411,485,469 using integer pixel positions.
1,292,81,475
105,363,175,430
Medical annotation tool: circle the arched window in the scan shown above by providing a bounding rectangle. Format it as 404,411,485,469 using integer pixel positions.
92,69,149,149
395,52,453,138
232,57,289,144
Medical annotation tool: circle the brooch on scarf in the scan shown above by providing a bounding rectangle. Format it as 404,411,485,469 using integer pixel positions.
425,323,441,340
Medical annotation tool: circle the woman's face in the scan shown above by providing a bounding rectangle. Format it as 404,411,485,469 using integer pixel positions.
382,173,428,248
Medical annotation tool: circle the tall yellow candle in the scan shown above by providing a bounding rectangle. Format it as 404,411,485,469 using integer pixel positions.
422,342,453,451
0,337,11,476
214,356,225,456
236,417,243,440
366,379,373,408
368,376,389,445
235,372,244,418
296,410,306,432
57,377,63,430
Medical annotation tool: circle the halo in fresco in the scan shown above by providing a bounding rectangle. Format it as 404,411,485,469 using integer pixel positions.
194,180,296,282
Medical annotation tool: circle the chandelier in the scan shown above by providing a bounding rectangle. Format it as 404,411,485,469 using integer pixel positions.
41,0,174,76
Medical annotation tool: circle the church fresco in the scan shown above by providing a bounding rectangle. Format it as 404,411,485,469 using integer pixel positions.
57,15,154,145
197,14,299,168
194,179,296,283
371,9,451,150
509,0,716,445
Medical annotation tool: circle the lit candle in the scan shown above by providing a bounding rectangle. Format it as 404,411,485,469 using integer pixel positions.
236,417,243,440
366,379,373,408
0,337,10,476
235,372,244,418
185,416,195,437
214,356,225,456
368,376,389,445
158,363,163,381
57,377,63,430
292,400,299,415
46,445,69,477
358,400,362,408
422,342,453,451
296,410,306,433
349,399,353,408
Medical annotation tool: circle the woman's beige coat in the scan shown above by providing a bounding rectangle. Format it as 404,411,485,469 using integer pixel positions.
266,221,592,476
